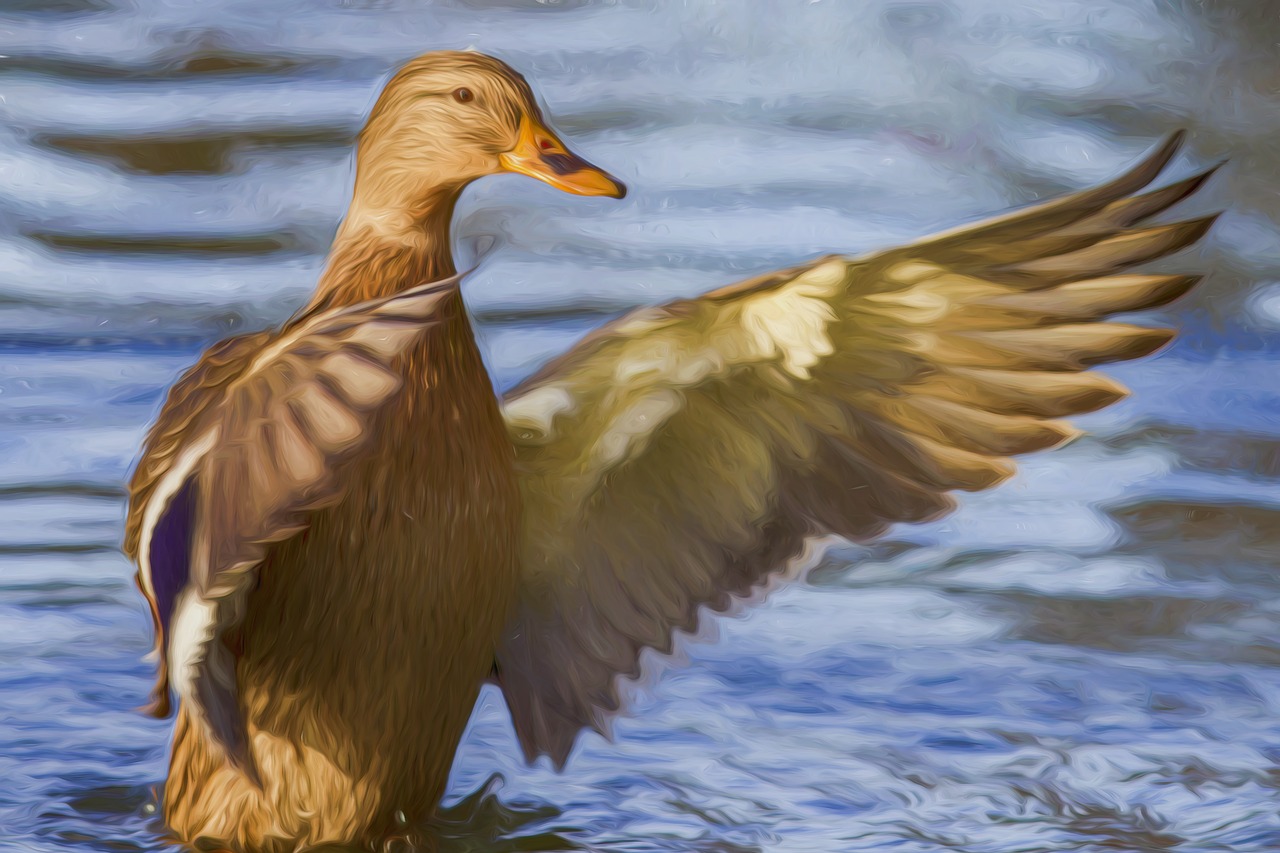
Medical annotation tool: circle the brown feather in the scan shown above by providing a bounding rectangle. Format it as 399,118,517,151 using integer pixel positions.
1001,216,1218,282
909,367,1130,418
952,323,1176,370
496,131,1218,768
870,394,1079,456
884,131,1187,258
968,274,1202,324
1063,163,1223,234
126,51,545,851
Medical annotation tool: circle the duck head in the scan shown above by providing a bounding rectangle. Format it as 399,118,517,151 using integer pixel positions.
352,51,625,222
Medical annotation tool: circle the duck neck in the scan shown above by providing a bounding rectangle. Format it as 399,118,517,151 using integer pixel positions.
305,190,462,315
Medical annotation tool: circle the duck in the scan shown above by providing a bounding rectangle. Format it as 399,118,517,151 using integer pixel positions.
123,50,1218,852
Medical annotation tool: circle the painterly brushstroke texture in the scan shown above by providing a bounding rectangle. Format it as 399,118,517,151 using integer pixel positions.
121,50,1211,850
2,3,1279,852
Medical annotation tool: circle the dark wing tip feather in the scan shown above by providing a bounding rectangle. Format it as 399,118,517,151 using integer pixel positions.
1003,214,1219,281
1163,161,1225,206
1072,130,1187,206
1176,212,1222,248
537,730,576,771
1063,382,1130,415
505,676,590,769
925,130,1189,253
1136,273,1203,311
1071,161,1223,235
1095,326,1177,364
1054,325,1176,369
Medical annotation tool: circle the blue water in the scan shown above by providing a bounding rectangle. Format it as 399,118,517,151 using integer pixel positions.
2,1,1280,850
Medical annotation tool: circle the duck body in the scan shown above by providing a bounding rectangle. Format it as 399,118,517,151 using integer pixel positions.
124,53,623,850
126,50,1216,853
160,290,520,849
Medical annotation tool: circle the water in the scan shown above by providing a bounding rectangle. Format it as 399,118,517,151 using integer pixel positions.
2,0,1279,850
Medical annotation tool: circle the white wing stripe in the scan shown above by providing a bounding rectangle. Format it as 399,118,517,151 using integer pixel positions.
168,590,220,707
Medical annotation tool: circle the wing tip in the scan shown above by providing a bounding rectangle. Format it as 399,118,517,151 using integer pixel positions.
1068,376,1131,415
1041,420,1085,451
1109,128,1187,194
505,685,586,772
518,731,576,773
1154,273,1204,308
946,450,1018,492
1173,212,1223,249
1143,129,1186,175
1181,160,1227,197
975,458,1018,491
1080,326,1177,368
1129,325,1178,359
1082,127,1189,209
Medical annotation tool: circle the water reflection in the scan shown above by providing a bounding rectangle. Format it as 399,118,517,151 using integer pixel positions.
2,0,1280,850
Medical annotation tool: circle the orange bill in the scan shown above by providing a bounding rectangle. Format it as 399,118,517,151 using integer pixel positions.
500,115,626,199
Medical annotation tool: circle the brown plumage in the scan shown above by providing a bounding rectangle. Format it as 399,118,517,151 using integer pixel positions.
123,52,622,851
125,50,1216,852
495,131,1219,764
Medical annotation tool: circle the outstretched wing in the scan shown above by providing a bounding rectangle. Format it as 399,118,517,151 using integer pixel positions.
125,274,464,774
495,132,1218,765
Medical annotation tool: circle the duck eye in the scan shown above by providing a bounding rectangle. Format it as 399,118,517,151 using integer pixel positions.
452,88,475,104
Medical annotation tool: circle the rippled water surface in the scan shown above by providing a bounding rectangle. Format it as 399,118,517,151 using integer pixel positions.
3,1,1280,850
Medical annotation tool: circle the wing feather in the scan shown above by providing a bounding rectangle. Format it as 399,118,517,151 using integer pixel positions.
895,129,1188,258
496,133,1219,765
126,274,465,770
999,216,1218,281
966,274,1201,324
910,367,1129,417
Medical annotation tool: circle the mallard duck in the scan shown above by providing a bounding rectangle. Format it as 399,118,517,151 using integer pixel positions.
124,51,1217,851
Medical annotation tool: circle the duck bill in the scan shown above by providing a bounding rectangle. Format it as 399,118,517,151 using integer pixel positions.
499,116,626,199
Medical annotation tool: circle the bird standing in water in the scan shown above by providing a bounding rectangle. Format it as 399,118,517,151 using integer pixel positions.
126,51,1216,852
